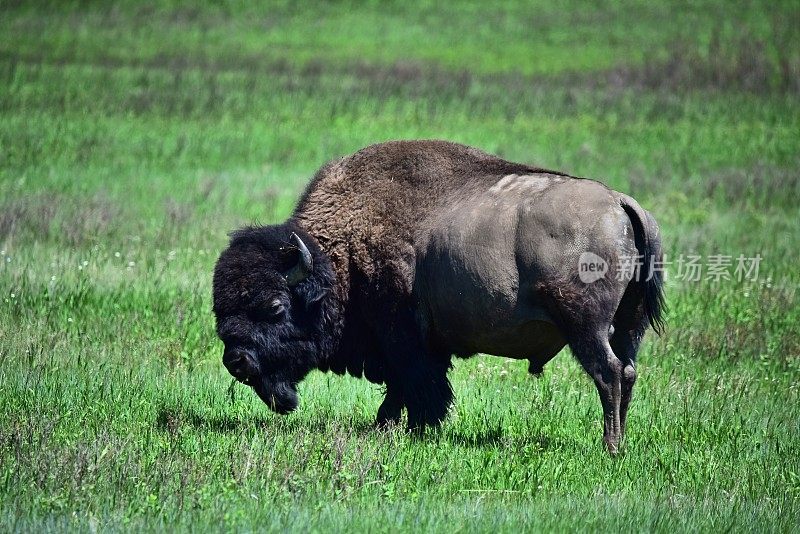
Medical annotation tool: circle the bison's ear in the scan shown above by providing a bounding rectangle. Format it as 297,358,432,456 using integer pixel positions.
283,233,313,287
297,283,328,308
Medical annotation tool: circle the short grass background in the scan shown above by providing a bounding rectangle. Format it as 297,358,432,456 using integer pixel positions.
1,1,799,531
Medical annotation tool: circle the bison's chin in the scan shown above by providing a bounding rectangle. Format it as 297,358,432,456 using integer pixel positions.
253,379,299,415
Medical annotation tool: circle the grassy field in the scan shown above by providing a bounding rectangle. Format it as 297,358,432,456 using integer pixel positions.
1,1,799,531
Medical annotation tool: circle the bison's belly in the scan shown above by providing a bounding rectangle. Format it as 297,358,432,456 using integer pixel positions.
414,237,566,359
457,319,566,360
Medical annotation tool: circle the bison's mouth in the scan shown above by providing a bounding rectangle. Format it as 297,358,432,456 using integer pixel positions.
252,379,299,415
223,348,299,414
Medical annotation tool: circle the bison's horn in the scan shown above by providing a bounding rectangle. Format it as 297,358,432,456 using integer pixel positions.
284,232,313,286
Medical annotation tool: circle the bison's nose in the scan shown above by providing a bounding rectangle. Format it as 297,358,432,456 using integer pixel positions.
223,349,259,383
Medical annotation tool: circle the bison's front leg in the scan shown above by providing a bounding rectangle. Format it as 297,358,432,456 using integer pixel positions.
378,309,453,431
401,358,452,431
375,384,403,428
528,359,544,376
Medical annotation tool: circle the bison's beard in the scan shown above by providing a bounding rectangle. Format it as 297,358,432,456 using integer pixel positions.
252,378,299,415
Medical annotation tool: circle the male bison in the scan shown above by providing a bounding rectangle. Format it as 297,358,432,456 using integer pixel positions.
213,140,664,453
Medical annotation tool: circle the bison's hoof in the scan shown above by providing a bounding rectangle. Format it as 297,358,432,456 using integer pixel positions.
604,440,621,456
528,362,544,376
374,416,402,430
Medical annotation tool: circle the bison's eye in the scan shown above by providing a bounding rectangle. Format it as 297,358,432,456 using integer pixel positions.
249,298,286,323
267,299,286,317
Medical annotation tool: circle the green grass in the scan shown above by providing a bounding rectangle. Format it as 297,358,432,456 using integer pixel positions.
1,1,799,531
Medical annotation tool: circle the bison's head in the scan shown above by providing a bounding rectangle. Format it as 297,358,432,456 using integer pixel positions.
212,224,339,414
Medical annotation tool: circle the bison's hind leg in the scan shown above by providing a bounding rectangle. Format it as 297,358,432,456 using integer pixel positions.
609,325,644,438
609,287,649,440
540,275,634,453
567,303,647,453
607,279,652,439
569,332,627,454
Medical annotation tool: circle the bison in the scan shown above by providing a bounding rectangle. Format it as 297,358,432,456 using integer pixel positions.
213,140,664,453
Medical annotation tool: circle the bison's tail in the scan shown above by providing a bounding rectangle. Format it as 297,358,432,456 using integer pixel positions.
619,195,666,335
